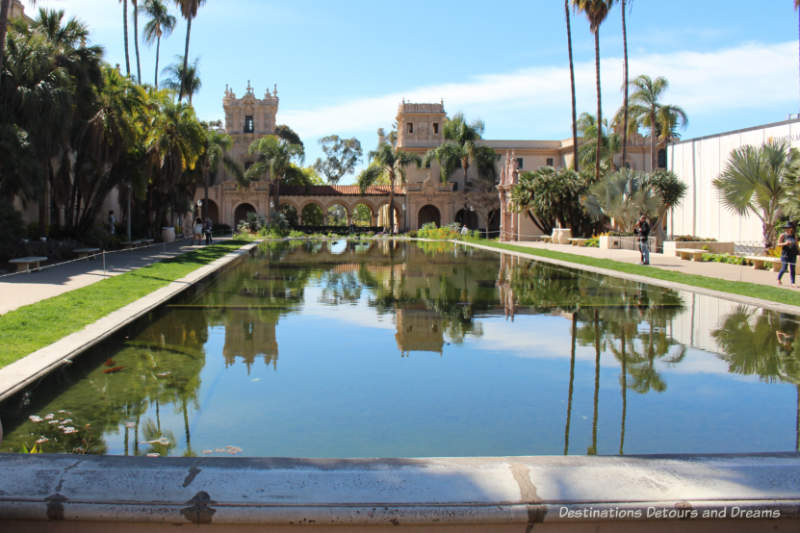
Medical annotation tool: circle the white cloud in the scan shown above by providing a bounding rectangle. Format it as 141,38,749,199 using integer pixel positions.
282,41,796,141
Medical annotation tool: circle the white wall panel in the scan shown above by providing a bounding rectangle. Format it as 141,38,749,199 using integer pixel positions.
668,119,800,245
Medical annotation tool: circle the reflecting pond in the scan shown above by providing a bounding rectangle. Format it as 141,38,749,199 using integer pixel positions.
1,239,798,457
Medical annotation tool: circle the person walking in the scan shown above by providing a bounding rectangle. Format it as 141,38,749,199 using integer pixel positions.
777,222,798,287
633,213,651,265
193,217,204,245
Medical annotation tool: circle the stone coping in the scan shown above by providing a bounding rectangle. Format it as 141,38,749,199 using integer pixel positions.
0,454,797,527
0,242,258,402
461,241,800,316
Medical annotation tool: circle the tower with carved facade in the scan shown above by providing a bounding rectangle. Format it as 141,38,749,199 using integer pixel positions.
223,81,279,137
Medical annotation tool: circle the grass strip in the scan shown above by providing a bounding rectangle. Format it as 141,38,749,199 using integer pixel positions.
467,238,800,308
0,240,247,368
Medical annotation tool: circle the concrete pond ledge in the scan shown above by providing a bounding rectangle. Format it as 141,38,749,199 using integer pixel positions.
0,454,798,530
0,242,260,402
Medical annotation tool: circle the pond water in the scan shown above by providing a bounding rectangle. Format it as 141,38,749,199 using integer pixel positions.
1,240,798,458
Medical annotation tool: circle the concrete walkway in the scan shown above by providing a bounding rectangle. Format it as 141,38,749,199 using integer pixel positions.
0,239,212,315
512,240,790,289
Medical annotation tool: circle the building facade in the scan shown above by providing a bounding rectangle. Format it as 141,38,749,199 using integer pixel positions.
202,88,656,236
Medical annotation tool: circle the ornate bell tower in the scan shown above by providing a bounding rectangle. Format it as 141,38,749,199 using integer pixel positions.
395,100,445,149
223,81,279,136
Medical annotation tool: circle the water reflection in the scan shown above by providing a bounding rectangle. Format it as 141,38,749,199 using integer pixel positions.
0,240,798,457
713,307,800,451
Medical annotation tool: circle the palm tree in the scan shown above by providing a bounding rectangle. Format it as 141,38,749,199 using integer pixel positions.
621,0,631,168
714,140,800,252
1,18,72,229
145,97,206,231
162,56,200,104
132,0,141,83
424,113,496,190
565,0,579,171
573,0,616,184
577,112,620,171
1,0,39,72
245,135,304,219
627,74,687,170
358,143,421,233
643,169,687,243
583,168,663,232
119,0,131,77
143,0,175,89
172,0,206,102
196,125,243,220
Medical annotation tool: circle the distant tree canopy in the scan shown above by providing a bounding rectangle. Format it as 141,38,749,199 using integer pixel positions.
314,135,363,184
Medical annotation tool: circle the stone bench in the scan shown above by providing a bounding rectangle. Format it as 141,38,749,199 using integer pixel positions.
73,247,100,259
568,238,590,246
676,248,706,261
746,255,782,272
9,256,48,273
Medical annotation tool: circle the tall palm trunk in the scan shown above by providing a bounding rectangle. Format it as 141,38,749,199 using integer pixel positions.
154,34,160,87
593,30,602,184
621,0,629,168
274,175,281,219
565,0,579,172
122,0,130,77
563,312,577,455
650,109,657,170
0,0,10,75
179,17,192,102
132,0,141,83
388,175,395,233
619,329,627,455
203,170,209,220
589,309,600,455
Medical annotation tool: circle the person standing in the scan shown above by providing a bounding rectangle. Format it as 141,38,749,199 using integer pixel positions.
108,210,116,235
633,213,651,265
777,223,798,287
204,218,213,245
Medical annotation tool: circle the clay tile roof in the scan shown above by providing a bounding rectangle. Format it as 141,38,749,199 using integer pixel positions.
279,185,404,196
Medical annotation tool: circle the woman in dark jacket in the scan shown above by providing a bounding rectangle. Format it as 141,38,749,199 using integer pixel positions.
777,223,798,287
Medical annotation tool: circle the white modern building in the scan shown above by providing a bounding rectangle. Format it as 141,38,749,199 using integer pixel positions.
668,117,800,245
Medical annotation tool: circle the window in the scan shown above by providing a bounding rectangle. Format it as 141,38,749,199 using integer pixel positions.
546,157,554,166
515,157,523,169
244,115,254,133
433,122,439,134
407,122,413,134
657,149,667,169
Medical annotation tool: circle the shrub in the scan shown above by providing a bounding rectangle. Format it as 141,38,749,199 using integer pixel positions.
212,223,231,236
700,252,747,265
0,200,26,262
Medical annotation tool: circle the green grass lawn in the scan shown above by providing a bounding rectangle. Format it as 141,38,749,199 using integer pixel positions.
0,240,248,368
467,238,800,308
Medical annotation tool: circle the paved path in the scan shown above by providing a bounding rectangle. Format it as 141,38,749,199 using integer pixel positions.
511,240,790,289
0,239,213,315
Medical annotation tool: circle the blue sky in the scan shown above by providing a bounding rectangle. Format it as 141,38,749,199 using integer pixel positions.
21,0,800,181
